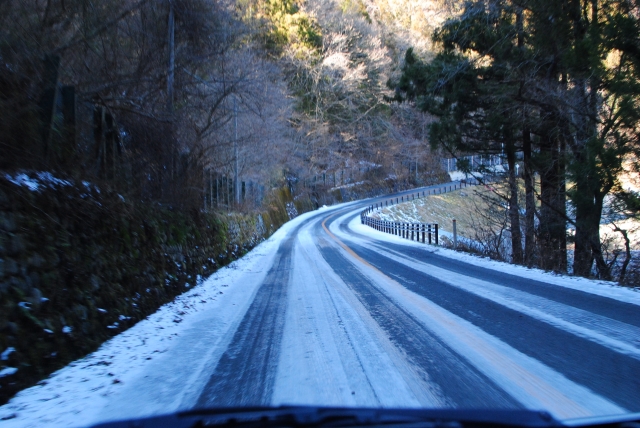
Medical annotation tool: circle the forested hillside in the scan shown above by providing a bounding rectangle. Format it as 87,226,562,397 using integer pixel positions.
0,0,453,402
0,0,452,208
239,0,453,190
2,0,640,406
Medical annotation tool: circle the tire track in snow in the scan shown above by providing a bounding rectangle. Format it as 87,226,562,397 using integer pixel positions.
273,235,382,406
194,230,295,407
315,238,521,409
367,244,640,358
274,225,440,408
344,242,640,413
341,211,639,328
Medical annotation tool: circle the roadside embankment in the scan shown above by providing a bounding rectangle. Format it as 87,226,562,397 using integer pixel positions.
0,173,307,405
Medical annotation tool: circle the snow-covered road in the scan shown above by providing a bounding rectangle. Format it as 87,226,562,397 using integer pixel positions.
1,184,639,427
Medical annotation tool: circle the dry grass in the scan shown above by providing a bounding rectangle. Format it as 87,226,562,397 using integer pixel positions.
372,183,506,239
373,181,640,272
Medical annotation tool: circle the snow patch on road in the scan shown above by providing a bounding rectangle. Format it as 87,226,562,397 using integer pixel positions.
329,221,627,419
346,212,640,305
0,207,342,428
273,223,432,408
373,245,640,359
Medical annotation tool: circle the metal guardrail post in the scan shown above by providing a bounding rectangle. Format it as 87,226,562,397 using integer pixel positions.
453,219,457,249
360,187,448,246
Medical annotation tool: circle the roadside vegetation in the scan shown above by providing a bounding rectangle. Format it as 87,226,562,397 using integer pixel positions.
373,182,515,258
389,0,640,281
4,0,640,406
375,185,502,243
374,180,640,285
0,0,452,404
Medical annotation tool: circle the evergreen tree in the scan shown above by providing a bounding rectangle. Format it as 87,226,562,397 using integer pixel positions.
391,0,640,278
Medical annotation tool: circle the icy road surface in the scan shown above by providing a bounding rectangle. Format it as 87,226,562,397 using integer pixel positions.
1,184,640,427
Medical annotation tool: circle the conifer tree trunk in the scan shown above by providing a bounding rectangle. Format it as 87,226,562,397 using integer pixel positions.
572,149,597,276
538,129,567,272
522,127,536,266
507,144,524,264
517,8,536,267
570,0,609,279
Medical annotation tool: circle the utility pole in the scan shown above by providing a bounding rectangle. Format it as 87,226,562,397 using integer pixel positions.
234,96,240,204
167,0,175,115
167,0,175,181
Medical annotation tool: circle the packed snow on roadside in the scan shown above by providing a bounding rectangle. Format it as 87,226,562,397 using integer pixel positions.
1,194,638,428
0,207,331,428
4,172,73,192
349,214,640,305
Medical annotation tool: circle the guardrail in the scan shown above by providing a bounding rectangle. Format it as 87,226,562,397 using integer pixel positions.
360,180,478,245
361,211,439,244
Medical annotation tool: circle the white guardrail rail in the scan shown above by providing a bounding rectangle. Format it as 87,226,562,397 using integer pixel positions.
360,180,479,245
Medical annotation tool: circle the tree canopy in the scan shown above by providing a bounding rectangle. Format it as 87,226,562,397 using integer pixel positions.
390,0,640,280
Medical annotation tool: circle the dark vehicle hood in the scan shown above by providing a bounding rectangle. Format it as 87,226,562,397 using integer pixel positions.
91,406,640,428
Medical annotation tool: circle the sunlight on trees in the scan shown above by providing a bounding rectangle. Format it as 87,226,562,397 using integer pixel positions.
390,0,640,283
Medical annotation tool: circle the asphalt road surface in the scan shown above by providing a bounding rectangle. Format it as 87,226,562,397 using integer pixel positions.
193,184,640,420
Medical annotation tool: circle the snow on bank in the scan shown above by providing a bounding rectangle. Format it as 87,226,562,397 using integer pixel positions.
347,212,640,305
330,180,367,190
4,172,73,192
2,191,637,427
329,211,630,419
0,207,337,428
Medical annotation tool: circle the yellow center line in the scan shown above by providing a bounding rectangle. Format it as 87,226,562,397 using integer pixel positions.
319,209,600,419
321,212,380,272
